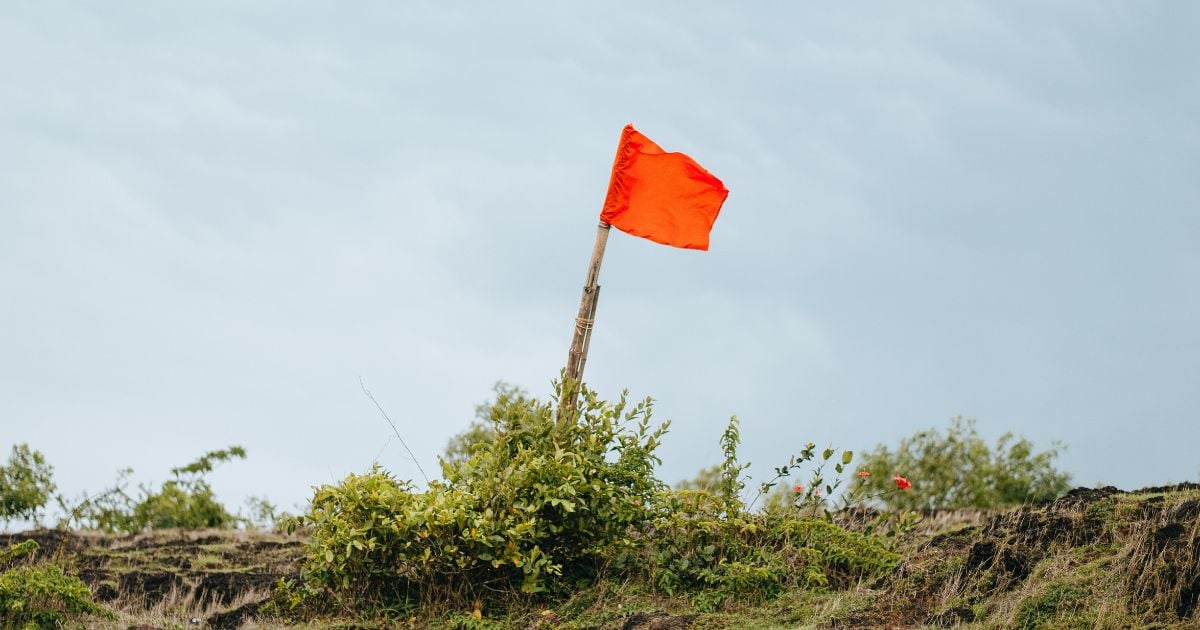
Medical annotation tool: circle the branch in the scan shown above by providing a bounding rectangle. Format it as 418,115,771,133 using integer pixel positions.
359,377,431,485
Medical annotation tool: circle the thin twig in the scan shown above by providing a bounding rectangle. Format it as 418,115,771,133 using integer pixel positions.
372,435,393,464
360,377,431,485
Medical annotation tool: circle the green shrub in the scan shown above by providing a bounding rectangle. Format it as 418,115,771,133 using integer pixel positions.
858,417,1071,510
0,445,56,525
674,464,722,492
293,385,667,613
242,495,281,530
0,540,113,629
440,381,527,467
292,385,905,620
58,446,247,533
636,421,900,610
639,498,899,611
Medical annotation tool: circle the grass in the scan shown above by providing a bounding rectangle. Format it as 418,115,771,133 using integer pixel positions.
880,485,1200,630
3,485,1198,628
1,527,303,629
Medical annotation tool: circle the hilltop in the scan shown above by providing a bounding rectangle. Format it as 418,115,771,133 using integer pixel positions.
3,483,1197,628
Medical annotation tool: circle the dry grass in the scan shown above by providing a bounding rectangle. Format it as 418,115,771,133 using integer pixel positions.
3,527,304,629
6,488,1198,629
871,485,1200,629
105,583,272,629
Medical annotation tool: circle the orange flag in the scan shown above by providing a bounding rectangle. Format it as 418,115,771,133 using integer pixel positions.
599,124,729,251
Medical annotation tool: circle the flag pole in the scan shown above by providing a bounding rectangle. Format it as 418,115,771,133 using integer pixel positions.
560,221,611,421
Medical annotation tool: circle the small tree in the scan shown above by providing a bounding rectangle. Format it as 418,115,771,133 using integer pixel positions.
134,445,247,530
58,446,247,532
0,444,56,525
858,417,1070,511
440,381,528,469
675,465,722,492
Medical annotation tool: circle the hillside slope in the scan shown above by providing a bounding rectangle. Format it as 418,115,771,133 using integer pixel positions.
2,484,1197,628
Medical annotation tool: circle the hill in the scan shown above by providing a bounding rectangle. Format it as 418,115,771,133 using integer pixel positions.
2,483,1197,628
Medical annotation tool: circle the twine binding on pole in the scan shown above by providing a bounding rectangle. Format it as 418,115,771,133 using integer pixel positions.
560,223,611,422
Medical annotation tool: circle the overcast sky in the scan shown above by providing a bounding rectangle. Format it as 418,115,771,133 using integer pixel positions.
2,2,1198,519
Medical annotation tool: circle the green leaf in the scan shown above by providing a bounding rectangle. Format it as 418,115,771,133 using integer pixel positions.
842,450,854,465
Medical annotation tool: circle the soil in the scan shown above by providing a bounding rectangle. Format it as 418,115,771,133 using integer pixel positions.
848,483,1200,628
0,527,304,628
618,611,699,629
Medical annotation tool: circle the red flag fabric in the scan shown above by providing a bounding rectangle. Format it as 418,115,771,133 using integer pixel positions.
599,124,729,251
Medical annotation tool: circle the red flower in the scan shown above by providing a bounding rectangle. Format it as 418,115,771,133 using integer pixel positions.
793,484,804,494
893,475,911,490
856,470,870,479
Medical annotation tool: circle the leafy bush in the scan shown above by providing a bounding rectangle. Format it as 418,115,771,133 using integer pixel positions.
674,464,722,492
858,416,1071,510
135,446,247,530
0,540,113,629
641,486,901,612
242,495,281,531
638,419,901,611
440,381,527,467
0,445,56,525
753,440,856,514
292,386,907,620
58,446,248,533
677,427,918,543
293,385,667,614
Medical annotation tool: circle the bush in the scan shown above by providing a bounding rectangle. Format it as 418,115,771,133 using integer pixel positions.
292,385,907,620
440,381,527,467
0,540,113,629
293,385,667,613
640,419,901,611
642,485,900,612
674,465,722,492
858,417,1071,510
0,445,56,525
58,446,248,533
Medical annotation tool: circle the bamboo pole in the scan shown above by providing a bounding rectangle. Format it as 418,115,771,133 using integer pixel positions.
560,222,611,420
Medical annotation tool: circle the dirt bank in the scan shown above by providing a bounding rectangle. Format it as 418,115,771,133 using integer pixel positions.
0,528,303,628
3,484,1198,628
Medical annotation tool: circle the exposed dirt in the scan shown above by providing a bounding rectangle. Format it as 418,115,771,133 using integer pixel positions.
617,611,699,629
845,483,1200,628
0,528,304,628
3,485,1198,628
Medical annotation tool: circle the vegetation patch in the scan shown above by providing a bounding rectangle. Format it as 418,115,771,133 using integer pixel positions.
857,483,1200,628
281,385,908,625
2,386,1194,628
0,529,304,628
1,539,114,629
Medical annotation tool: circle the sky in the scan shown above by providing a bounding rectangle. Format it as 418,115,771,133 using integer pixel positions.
2,2,1198,520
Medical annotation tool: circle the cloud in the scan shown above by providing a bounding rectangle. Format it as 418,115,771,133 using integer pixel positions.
1,2,1198,516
